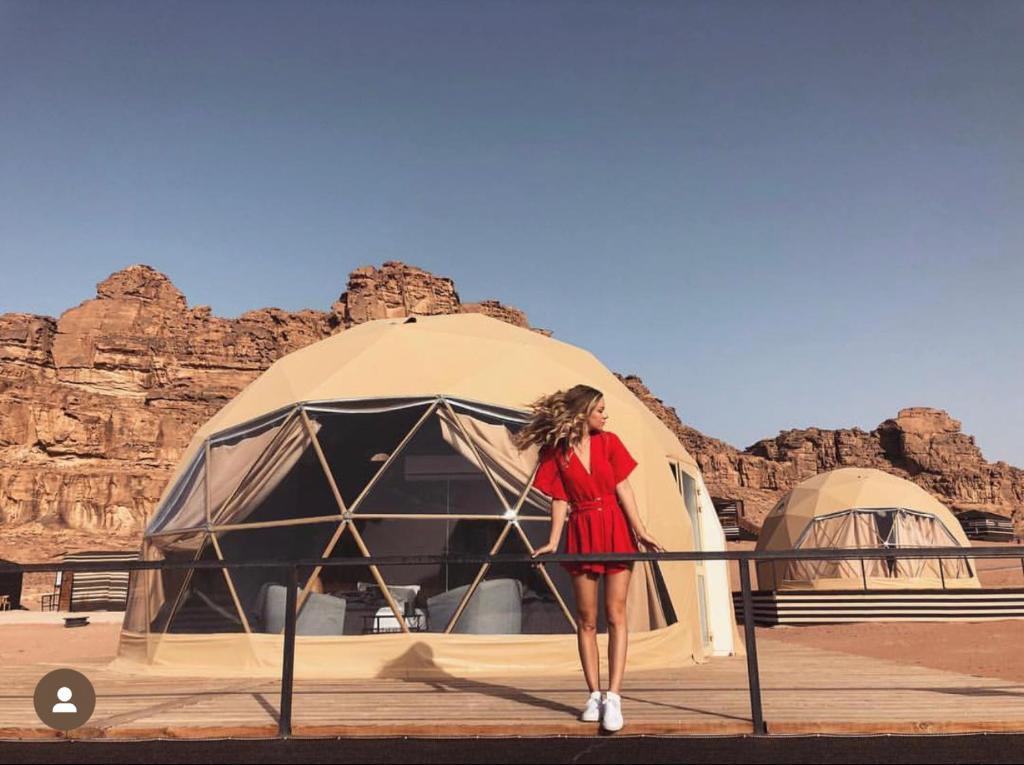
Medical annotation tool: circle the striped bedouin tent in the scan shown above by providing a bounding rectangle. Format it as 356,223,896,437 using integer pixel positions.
956,510,1015,542
60,551,139,612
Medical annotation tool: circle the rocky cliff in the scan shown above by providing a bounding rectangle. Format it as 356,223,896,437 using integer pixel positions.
1,262,1020,563
622,372,1024,534
0,262,540,562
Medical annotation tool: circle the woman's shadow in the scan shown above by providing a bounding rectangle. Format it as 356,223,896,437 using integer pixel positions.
376,642,582,718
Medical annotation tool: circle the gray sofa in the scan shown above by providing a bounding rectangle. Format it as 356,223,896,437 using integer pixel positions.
426,578,524,633
258,583,347,635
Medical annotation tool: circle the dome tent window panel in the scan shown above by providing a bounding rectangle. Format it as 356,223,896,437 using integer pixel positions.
517,518,579,626
207,412,321,528
147,454,207,536
788,508,974,584
439,400,551,518
892,510,974,580
205,409,297,521
318,517,505,635
215,519,341,632
522,475,565,515
304,401,438,511
124,537,200,636
164,541,247,635
788,511,889,582
212,434,344,531
454,522,575,635
354,407,510,518
129,531,209,635
495,481,544,518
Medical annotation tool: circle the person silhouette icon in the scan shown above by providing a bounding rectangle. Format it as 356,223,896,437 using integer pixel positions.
51,686,77,714
34,668,95,731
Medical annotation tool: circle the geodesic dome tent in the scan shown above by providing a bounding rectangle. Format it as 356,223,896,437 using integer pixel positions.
756,468,980,591
115,313,740,678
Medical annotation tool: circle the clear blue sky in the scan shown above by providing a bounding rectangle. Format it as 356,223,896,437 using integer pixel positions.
1,1,1021,464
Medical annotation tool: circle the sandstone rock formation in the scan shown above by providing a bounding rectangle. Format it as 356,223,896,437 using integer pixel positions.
0,261,539,563
1,261,1021,568
622,371,1024,535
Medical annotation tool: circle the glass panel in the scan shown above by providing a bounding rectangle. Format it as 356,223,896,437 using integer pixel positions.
210,414,317,527
893,510,968,580
442,407,546,518
355,409,509,517
208,412,294,523
216,520,341,632
497,481,548,518
164,538,246,634
306,403,435,510
143,531,207,634
318,517,505,635
516,519,580,634
789,512,888,583
220,435,341,526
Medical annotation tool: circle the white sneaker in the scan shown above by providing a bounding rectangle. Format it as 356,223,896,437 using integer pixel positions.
601,691,624,731
580,690,603,722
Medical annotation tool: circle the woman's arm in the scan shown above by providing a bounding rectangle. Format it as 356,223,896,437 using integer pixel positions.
616,478,665,552
615,478,647,534
531,498,569,557
548,498,568,546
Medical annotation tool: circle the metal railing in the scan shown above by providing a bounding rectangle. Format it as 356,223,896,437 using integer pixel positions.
4,544,1022,737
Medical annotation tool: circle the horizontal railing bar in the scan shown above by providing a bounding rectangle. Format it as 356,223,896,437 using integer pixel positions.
0,545,1017,575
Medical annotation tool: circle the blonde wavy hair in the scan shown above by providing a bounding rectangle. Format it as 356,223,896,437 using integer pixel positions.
511,384,604,457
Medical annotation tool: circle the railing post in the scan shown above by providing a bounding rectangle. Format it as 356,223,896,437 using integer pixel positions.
279,564,298,737
738,557,766,735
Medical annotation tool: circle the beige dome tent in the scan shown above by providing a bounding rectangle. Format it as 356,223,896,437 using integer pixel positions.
115,313,741,679
756,467,979,591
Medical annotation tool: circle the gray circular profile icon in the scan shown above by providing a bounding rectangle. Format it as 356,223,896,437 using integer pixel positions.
33,668,96,731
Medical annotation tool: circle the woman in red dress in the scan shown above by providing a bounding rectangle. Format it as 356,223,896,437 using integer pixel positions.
512,384,665,732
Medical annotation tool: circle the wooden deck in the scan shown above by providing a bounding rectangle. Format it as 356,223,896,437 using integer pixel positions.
4,634,1024,739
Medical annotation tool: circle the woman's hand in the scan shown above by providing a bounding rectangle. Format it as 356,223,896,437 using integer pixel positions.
531,541,557,561
634,528,666,553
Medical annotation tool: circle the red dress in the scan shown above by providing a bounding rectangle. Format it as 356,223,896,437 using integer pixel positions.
532,429,640,576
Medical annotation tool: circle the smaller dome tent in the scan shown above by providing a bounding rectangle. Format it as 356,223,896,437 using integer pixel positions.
756,468,980,591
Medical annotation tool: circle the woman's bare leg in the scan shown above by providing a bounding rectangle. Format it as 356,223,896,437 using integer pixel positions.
572,571,601,692
605,565,632,695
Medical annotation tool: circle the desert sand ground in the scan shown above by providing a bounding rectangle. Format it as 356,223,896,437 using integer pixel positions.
1,621,123,665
